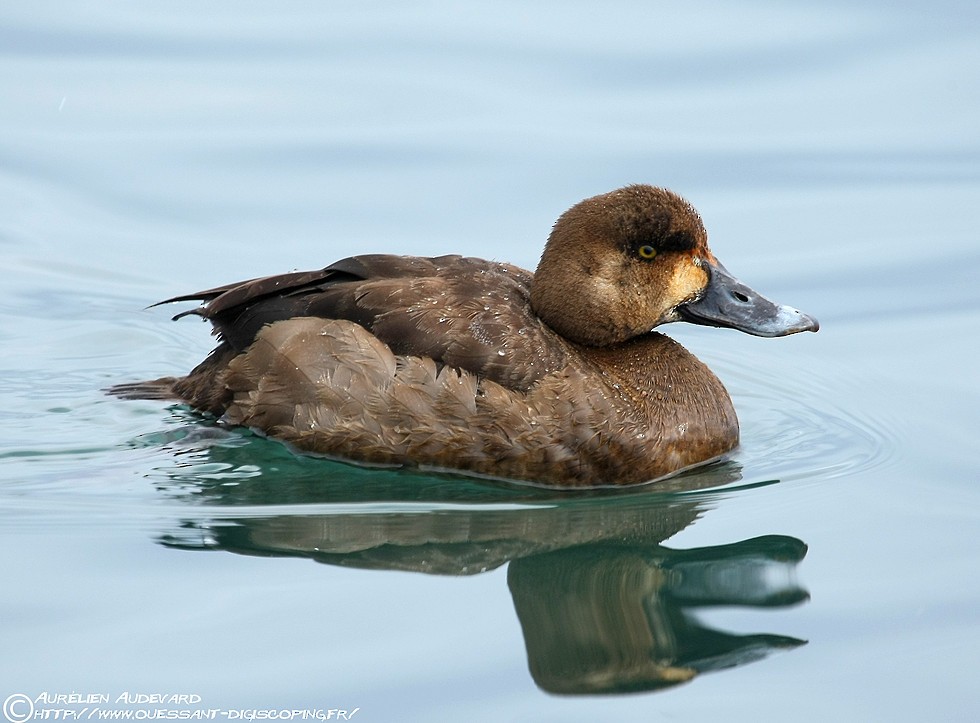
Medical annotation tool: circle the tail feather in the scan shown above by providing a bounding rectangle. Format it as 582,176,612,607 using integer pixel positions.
106,377,180,400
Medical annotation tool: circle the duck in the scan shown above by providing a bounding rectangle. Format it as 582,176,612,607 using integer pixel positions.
112,185,818,487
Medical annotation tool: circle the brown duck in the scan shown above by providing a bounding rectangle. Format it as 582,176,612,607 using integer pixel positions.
113,185,818,486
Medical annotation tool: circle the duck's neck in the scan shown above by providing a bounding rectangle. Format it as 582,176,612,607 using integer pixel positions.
580,333,740,460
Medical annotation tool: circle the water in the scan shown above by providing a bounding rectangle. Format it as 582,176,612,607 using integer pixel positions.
2,1,979,720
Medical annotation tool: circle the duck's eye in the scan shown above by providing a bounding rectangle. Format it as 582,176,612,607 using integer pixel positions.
637,244,657,260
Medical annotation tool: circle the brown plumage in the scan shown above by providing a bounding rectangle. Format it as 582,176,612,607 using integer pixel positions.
111,185,818,486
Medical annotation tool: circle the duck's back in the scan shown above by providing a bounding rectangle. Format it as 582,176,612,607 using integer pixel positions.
171,254,570,398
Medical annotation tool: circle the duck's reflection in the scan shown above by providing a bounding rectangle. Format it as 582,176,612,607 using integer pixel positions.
167,516,805,694
150,423,808,695
508,536,806,694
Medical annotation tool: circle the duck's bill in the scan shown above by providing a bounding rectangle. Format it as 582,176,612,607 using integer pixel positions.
677,262,819,337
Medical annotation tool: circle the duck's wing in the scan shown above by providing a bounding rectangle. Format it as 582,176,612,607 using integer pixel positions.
161,254,569,391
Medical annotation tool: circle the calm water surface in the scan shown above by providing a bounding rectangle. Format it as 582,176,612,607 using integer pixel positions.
2,2,979,721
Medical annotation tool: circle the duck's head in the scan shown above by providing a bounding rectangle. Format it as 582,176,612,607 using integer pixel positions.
530,185,819,346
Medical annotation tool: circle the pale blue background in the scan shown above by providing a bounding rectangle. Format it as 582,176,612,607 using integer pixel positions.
1,2,978,721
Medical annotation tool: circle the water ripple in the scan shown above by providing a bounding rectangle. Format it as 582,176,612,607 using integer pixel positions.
708,350,898,486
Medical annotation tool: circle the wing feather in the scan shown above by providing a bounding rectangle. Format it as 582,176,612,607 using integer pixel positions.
159,254,570,391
